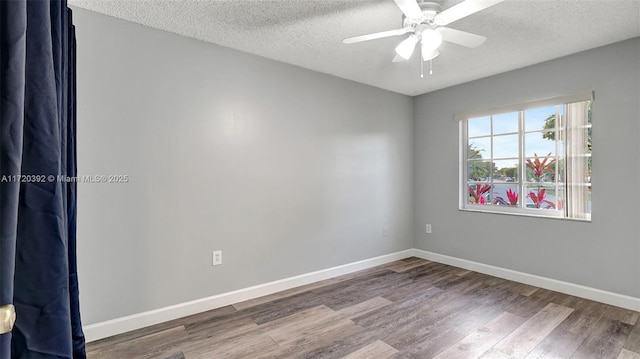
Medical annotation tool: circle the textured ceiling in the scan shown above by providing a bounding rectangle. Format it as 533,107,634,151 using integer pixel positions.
69,0,640,96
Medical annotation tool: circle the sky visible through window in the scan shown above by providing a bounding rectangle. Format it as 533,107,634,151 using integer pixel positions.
468,106,560,171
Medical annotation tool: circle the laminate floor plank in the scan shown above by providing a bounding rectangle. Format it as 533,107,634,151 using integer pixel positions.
86,305,238,352
352,287,449,330
618,349,640,359
450,303,507,336
312,271,410,311
448,267,473,277
88,325,189,359
381,279,436,303
277,325,388,359
234,266,397,311
524,301,607,359
232,277,341,310
434,312,526,359
509,283,540,297
184,316,258,343
260,305,357,348
182,330,281,359
340,340,398,359
387,328,463,359
382,293,474,349
465,279,525,309
337,296,393,319
85,259,640,359
606,306,640,326
501,289,566,319
386,258,431,273
494,303,574,358
625,318,640,352
401,262,459,282
382,265,461,302
248,290,330,325
433,271,481,291
570,318,633,359
479,349,518,359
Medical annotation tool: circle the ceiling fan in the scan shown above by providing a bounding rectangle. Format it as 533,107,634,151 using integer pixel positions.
343,0,504,65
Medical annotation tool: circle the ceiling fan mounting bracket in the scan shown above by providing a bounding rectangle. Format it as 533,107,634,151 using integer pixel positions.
402,1,442,28
417,1,443,13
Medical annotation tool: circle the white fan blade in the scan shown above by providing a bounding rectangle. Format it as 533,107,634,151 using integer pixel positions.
392,54,405,62
434,0,504,26
343,28,411,44
393,0,423,19
421,48,440,61
438,27,487,48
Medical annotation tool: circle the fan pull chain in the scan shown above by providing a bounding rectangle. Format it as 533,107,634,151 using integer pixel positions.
420,57,424,78
430,59,433,75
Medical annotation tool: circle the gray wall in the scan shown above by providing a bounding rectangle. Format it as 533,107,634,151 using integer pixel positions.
414,38,640,298
73,8,414,325
73,6,639,326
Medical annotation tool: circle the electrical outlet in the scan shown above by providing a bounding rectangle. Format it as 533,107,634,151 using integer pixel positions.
212,250,222,266
425,224,432,234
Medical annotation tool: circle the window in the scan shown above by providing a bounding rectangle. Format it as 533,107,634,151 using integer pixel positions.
460,93,592,221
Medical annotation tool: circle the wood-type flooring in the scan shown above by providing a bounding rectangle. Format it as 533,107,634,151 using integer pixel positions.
87,257,640,359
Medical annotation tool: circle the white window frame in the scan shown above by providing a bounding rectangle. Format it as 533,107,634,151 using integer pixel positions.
458,91,593,221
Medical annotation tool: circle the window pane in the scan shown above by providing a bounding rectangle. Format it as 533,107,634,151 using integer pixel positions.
525,132,556,157
467,182,492,205
524,184,560,210
557,133,564,157
556,184,566,211
525,154,557,183
468,116,490,137
493,184,519,206
525,106,556,132
492,112,518,134
468,137,490,159
467,160,493,181
555,158,565,182
493,134,518,158
494,159,519,183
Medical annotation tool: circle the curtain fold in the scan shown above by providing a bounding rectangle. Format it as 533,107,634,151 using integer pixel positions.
0,1,85,358
0,2,27,359
565,101,589,220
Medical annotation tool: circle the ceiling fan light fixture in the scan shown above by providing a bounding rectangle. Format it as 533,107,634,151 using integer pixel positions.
421,29,443,50
395,34,420,60
421,47,440,61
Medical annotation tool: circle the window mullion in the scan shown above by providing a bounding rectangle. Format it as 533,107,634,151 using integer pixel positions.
560,105,567,217
519,111,525,209
490,116,494,203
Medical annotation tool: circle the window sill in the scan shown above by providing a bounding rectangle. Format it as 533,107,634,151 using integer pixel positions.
459,207,591,222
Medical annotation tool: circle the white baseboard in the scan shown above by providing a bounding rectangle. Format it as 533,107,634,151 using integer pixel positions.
84,248,640,342
413,249,640,312
83,249,414,342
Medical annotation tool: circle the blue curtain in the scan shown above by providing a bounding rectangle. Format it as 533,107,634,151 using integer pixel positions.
0,1,86,358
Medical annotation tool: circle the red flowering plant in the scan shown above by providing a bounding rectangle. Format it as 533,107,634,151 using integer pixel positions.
526,152,557,209
469,184,491,204
528,188,556,209
526,152,555,181
495,188,518,206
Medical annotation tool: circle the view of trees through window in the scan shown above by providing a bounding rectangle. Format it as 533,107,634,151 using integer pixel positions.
464,100,592,219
